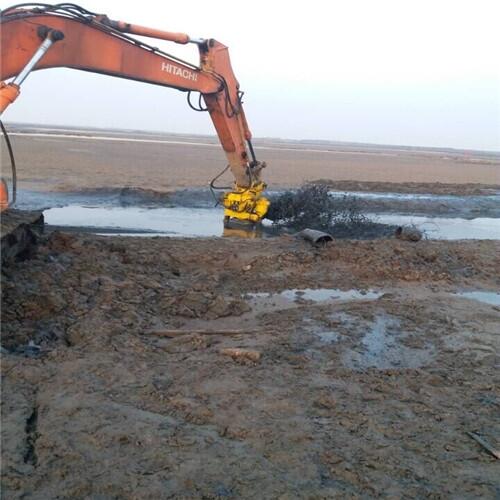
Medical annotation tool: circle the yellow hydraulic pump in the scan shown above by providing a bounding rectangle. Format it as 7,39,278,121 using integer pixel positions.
222,181,270,223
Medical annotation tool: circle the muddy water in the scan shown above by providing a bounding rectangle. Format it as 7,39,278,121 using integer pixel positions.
454,291,500,306
341,315,435,370
12,187,500,239
44,205,224,237
246,288,382,314
43,204,500,240
372,214,500,240
330,190,500,217
249,288,497,370
18,187,500,215
329,190,500,217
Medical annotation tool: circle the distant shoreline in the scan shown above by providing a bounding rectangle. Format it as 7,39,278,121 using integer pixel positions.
5,121,499,156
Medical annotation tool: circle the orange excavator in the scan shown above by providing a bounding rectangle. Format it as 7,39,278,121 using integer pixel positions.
0,3,270,223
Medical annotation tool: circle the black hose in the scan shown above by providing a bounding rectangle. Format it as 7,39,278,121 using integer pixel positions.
1,3,200,70
0,120,17,206
187,91,207,112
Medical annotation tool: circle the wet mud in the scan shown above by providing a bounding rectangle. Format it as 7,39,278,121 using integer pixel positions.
2,232,499,498
2,125,499,497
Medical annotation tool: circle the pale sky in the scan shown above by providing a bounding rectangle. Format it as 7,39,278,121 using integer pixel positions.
3,0,500,150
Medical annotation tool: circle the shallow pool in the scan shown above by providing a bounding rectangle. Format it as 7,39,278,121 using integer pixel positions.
43,205,500,240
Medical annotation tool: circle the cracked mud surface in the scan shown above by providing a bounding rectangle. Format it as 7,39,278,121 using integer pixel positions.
1,232,499,498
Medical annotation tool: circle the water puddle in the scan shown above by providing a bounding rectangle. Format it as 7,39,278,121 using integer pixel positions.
315,331,340,343
44,205,225,238
246,288,382,314
302,312,435,369
330,190,500,202
330,190,500,218
453,291,500,306
43,205,500,240
342,316,434,370
371,214,500,240
281,288,381,302
19,188,500,240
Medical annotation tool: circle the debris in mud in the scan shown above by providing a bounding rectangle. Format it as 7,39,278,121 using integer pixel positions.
266,183,396,239
466,432,500,460
164,290,251,319
1,209,44,265
221,348,261,363
147,328,256,338
395,225,423,242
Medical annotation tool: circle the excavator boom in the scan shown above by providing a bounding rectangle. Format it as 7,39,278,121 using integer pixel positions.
0,4,269,222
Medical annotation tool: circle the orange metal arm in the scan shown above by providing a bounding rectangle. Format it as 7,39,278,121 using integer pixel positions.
0,6,262,188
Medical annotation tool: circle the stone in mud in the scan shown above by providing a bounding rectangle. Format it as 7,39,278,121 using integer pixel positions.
65,312,109,346
164,290,212,318
221,348,261,363
152,374,173,392
395,226,423,242
165,290,250,319
21,292,66,320
313,395,336,409
207,295,251,319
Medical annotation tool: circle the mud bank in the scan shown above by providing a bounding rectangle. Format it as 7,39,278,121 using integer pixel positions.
14,185,500,219
2,232,499,498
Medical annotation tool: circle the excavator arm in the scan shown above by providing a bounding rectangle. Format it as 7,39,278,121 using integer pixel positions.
0,3,269,222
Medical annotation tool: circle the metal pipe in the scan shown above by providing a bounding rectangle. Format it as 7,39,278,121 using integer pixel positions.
296,228,333,245
13,30,64,86
188,37,207,45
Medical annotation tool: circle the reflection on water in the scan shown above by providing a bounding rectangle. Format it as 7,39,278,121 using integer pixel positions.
281,288,381,302
246,288,382,315
453,291,500,306
44,205,225,238
372,214,500,240
43,204,500,240
342,315,435,370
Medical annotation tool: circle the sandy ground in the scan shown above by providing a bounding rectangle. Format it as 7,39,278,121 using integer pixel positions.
2,230,500,498
2,126,499,192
